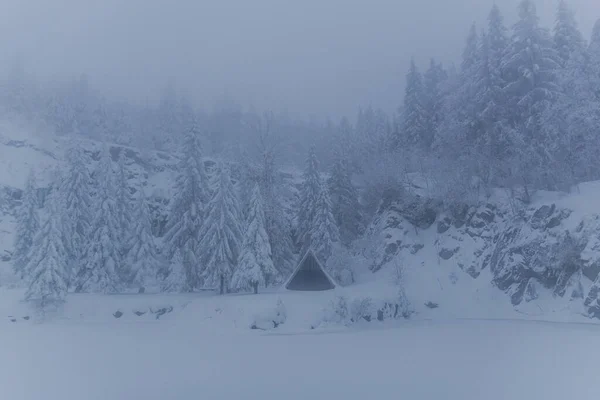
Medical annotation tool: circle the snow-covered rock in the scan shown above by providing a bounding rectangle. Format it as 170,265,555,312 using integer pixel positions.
364,183,600,318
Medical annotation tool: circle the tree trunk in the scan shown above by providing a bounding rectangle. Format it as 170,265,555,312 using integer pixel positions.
219,275,225,295
253,282,258,294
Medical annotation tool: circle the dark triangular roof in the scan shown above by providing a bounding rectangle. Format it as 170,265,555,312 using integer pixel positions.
283,249,337,291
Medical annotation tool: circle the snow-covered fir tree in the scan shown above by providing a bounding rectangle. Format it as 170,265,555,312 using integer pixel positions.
24,191,69,308
402,59,428,149
161,248,187,292
163,122,210,291
554,0,586,67
198,163,243,294
231,184,277,294
76,145,123,293
257,142,295,283
502,0,561,193
115,151,132,252
59,145,92,282
328,143,361,245
503,0,560,134
309,185,340,263
13,170,40,279
422,59,447,139
296,146,322,252
127,187,161,292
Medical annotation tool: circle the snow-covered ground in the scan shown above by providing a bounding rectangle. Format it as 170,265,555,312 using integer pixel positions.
2,287,600,400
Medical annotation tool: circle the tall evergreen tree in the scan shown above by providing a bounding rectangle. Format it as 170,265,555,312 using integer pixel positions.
554,0,586,67
328,144,361,245
259,156,295,283
115,151,132,251
198,164,243,294
127,187,161,292
76,146,122,293
503,0,561,134
423,59,448,139
24,191,69,307
296,146,322,252
310,185,340,263
163,122,209,291
230,184,277,294
60,145,92,283
402,60,428,149
13,170,39,280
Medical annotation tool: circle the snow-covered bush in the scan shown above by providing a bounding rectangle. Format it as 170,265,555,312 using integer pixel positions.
250,298,287,330
316,292,411,328
326,244,357,286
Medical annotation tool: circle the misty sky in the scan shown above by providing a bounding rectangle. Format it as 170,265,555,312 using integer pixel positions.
1,0,599,118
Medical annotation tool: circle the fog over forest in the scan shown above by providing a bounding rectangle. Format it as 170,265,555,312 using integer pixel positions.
1,0,598,117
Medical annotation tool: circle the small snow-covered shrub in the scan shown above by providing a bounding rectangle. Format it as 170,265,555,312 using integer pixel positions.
349,297,375,322
326,245,358,286
320,295,350,326
250,298,287,330
316,292,412,328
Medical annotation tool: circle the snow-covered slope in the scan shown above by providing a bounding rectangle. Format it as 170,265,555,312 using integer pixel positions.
363,182,600,320
3,126,600,323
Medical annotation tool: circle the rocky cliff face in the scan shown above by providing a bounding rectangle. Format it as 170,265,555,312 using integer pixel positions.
364,184,600,318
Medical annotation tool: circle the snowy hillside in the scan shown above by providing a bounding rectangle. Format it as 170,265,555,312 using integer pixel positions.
4,125,600,323
362,180,600,321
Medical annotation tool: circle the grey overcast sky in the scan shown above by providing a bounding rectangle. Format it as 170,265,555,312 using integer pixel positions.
1,0,598,118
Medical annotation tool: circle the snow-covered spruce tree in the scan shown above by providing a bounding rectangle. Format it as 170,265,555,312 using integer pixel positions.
198,164,243,294
127,187,161,292
402,59,428,150
24,191,69,308
76,145,123,293
161,248,187,292
296,146,322,252
310,184,340,263
231,184,277,294
115,151,132,252
554,0,586,68
502,0,561,193
503,0,560,135
256,142,295,283
163,123,210,291
542,0,600,187
13,170,40,280
476,4,511,186
327,143,361,246
59,145,92,283
422,59,447,140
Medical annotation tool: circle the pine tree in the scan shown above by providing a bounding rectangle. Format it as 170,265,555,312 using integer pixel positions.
76,146,122,293
60,145,92,282
198,164,243,294
588,20,600,100
13,170,39,280
502,0,561,193
310,185,340,263
255,140,295,284
161,248,187,292
554,0,585,67
296,146,322,252
460,23,485,144
402,59,428,149
24,191,69,307
115,151,132,252
328,144,361,245
127,187,161,292
231,185,277,294
163,123,209,291
423,59,448,139
503,0,561,135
